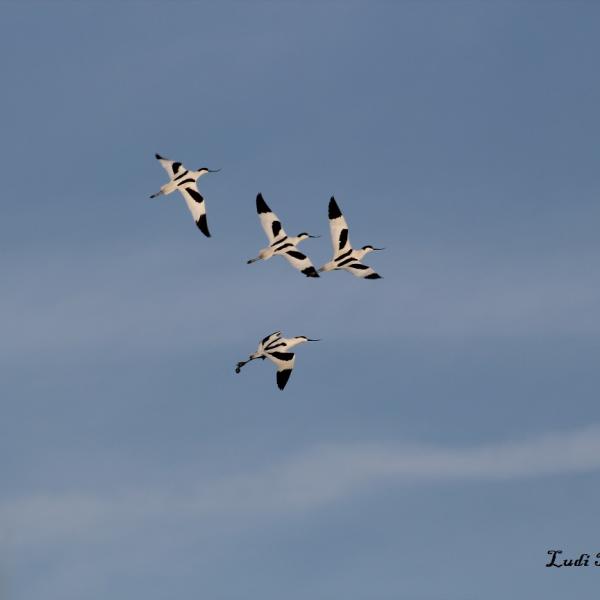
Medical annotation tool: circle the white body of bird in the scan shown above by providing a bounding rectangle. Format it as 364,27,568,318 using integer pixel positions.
235,331,320,390
247,194,320,277
151,153,220,237
319,196,384,279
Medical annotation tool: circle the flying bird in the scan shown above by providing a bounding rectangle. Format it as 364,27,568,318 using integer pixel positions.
246,193,320,277
319,196,384,279
235,331,320,390
150,153,220,237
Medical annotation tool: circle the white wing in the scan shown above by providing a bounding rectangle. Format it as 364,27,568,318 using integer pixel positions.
266,350,296,390
282,249,319,278
155,153,188,180
260,331,283,352
177,182,210,237
256,193,287,243
341,260,382,279
328,196,352,257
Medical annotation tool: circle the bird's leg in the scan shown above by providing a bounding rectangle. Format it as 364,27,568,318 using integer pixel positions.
149,190,164,199
235,352,267,373
235,356,257,373
246,256,261,264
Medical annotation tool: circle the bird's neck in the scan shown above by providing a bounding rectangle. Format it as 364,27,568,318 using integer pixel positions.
286,337,306,349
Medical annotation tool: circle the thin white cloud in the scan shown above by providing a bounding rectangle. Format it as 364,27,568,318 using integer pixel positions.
2,425,600,550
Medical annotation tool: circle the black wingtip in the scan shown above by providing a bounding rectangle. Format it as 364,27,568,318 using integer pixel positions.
365,273,382,279
302,266,320,278
196,214,211,237
155,153,164,160
277,369,293,390
328,197,342,220
256,193,270,214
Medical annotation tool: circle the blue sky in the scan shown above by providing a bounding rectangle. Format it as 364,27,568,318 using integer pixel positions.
1,1,600,598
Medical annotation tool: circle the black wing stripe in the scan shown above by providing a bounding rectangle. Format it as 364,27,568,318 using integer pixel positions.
271,221,282,238
272,243,294,252
270,235,288,247
335,248,353,262
338,228,348,250
265,341,286,351
261,331,280,345
349,263,369,270
286,250,306,260
269,351,294,361
187,188,204,203
337,257,356,267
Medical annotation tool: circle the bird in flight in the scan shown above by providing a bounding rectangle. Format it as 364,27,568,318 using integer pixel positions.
246,193,320,277
319,196,384,279
235,331,320,390
150,153,220,237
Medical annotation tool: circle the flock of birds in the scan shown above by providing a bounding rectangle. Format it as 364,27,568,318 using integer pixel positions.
152,153,384,390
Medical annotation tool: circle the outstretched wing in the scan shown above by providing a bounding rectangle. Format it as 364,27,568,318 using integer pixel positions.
256,193,287,243
328,197,352,257
341,260,382,280
260,331,283,352
282,250,319,278
266,350,296,390
155,153,188,180
177,183,211,237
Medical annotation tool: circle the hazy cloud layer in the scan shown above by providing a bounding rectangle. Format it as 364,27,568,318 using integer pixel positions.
3,425,599,551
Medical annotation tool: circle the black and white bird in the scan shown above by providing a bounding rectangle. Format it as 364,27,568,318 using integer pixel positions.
319,196,384,279
246,193,320,277
150,153,220,237
235,331,320,390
